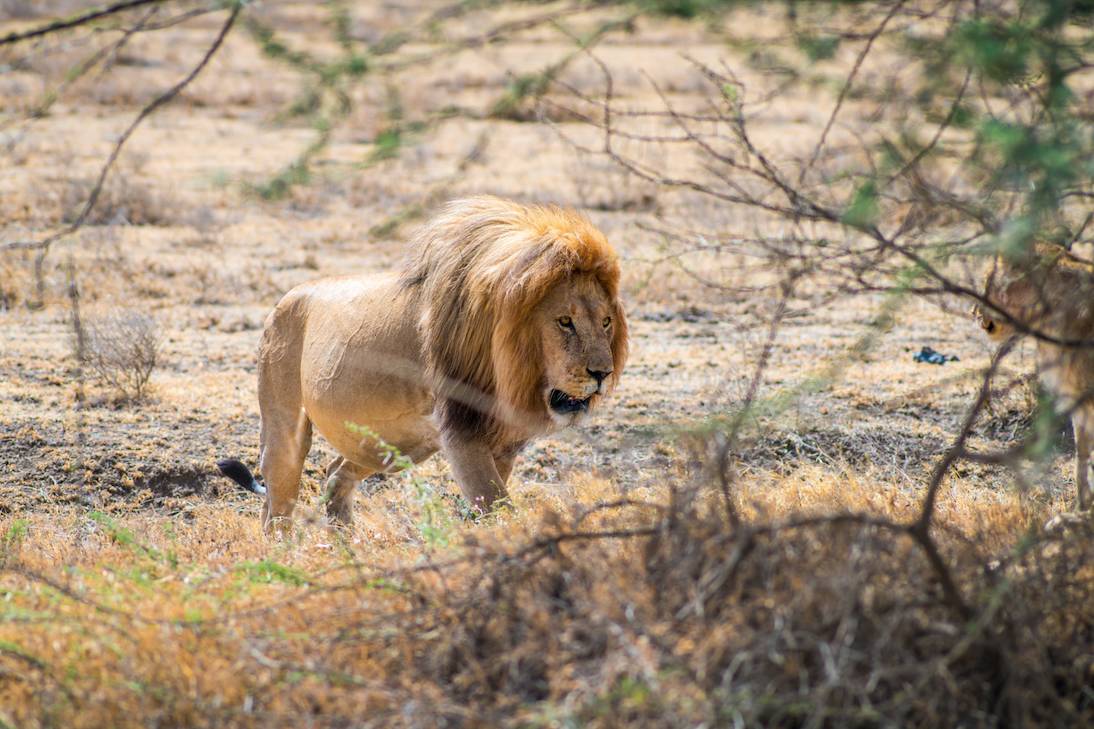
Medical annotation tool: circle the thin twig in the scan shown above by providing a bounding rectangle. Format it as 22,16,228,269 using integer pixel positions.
0,0,173,47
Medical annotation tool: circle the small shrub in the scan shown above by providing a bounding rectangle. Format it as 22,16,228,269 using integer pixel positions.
0,253,34,310
569,143,662,212
637,0,738,19
61,168,171,226
81,310,162,401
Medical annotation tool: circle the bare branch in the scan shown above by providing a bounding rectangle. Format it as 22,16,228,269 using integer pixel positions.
0,0,174,47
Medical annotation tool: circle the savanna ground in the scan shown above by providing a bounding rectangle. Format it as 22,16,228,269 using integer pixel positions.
0,1,1092,726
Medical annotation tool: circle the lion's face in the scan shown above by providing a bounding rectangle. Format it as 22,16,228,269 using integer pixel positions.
532,273,619,427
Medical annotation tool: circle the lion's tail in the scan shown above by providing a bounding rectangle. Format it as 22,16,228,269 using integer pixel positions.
216,458,267,496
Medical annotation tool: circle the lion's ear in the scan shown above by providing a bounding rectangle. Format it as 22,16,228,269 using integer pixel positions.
502,244,569,311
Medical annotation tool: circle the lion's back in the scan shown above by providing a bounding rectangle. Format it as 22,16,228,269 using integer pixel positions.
278,274,432,444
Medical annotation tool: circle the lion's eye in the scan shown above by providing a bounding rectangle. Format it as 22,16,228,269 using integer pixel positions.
558,316,574,330
603,317,612,329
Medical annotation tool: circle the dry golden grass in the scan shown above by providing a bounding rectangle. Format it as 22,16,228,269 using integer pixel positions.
1,471,1089,727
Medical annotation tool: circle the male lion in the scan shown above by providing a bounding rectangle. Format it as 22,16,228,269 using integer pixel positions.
218,196,628,532
972,243,1094,509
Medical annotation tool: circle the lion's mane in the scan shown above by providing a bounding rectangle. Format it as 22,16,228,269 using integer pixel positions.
400,196,628,439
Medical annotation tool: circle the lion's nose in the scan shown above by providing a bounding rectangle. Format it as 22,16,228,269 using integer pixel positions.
587,368,612,385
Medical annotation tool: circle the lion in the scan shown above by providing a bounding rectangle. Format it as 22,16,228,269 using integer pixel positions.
217,196,629,532
972,243,1094,509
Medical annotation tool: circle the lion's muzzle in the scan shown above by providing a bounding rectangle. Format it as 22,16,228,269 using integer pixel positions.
548,389,592,415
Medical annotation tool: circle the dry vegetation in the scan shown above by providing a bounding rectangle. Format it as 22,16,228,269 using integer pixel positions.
2,475,1090,727
0,1,1092,726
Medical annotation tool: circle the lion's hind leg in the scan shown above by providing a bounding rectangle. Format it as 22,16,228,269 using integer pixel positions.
256,297,316,536
258,405,313,535
323,459,373,527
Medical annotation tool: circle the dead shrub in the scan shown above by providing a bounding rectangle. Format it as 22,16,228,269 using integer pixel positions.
0,251,34,310
80,309,162,401
386,493,1092,727
568,141,663,212
61,169,172,227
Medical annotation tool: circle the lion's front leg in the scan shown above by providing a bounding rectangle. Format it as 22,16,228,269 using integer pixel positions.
440,433,508,514
494,441,525,486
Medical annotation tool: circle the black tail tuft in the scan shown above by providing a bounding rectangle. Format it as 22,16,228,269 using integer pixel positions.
216,458,266,496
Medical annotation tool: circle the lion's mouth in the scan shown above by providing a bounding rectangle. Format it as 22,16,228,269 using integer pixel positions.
548,389,592,415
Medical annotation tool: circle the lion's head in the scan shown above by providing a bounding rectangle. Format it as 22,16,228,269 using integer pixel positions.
973,244,1069,343
402,196,628,440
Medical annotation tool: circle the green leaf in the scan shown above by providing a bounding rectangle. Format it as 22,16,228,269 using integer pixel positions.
954,20,1032,84
370,128,402,162
237,560,309,586
841,180,880,230
797,34,840,62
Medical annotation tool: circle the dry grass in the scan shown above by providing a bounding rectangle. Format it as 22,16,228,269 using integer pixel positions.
1,147,182,230
0,473,1089,727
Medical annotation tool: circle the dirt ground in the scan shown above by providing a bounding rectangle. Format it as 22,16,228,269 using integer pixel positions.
0,2,1089,725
